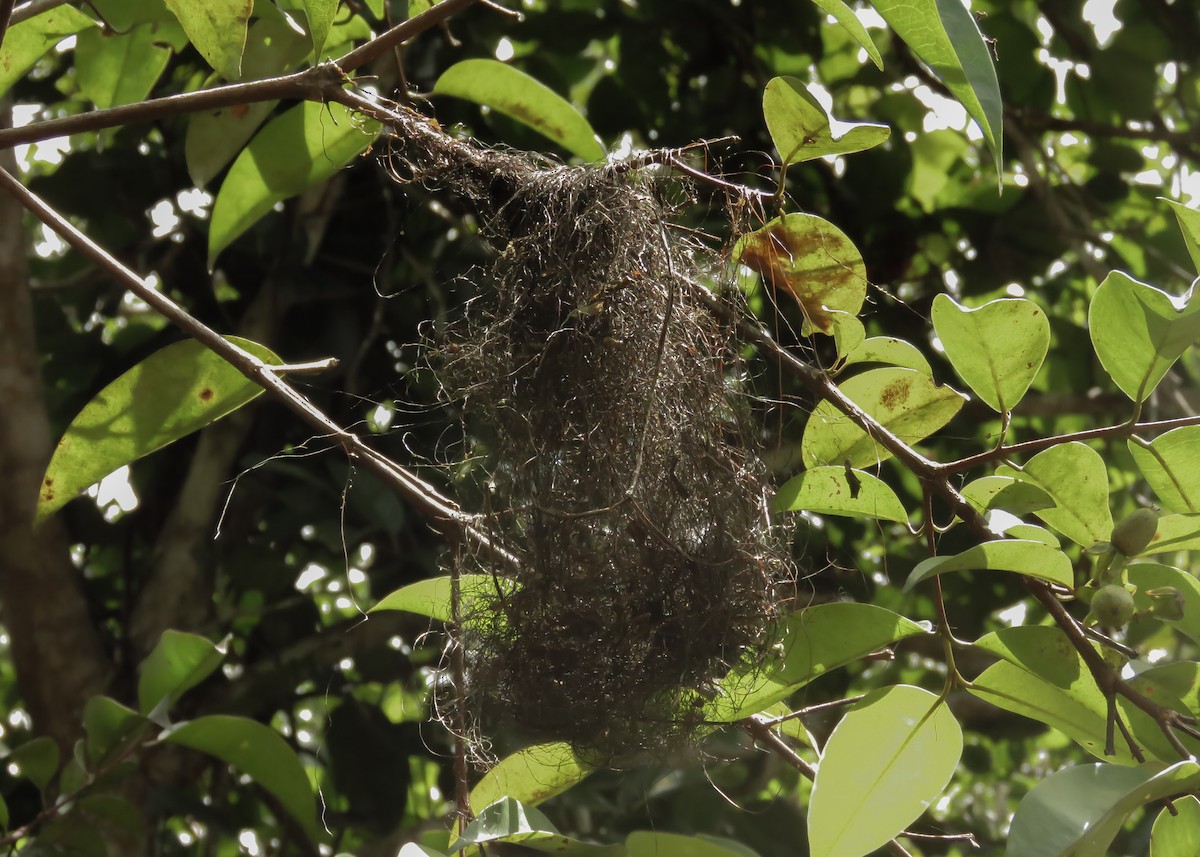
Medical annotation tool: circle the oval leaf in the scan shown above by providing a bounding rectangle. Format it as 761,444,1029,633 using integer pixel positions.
36,337,280,525
433,59,604,161
370,574,509,622
1151,795,1200,857
810,0,882,69
1007,762,1200,857
469,742,594,812
164,0,251,80
972,626,1195,764
163,715,318,841
1089,271,1200,403
1142,513,1200,555
75,24,173,109
931,295,1049,413
763,76,890,166
627,832,755,857
0,6,96,97
208,100,381,265
774,465,908,523
871,0,1002,173
904,540,1073,591
708,603,929,722
996,442,1113,548
808,685,961,857
84,696,149,767
736,213,868,336
450,798,583,853
801,368,966,469
1129,427,1200,514
184,13,312,187
1164,198,1200,274
138,630,227,716
840,336,932,375
1128,562,1200,645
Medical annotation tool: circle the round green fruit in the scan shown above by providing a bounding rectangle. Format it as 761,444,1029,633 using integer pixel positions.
1110,508,1159,557
1092,584,1136,629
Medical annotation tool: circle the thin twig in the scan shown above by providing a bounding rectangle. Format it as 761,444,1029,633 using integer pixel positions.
760,695,865,725
0,164,518,569
0,0,482,150
943,413,1200,474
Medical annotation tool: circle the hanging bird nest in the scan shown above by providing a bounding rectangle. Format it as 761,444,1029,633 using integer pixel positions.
382,104,791,763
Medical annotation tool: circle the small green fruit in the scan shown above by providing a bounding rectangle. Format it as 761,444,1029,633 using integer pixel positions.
1110,508,1159,557
1092,584,1136,629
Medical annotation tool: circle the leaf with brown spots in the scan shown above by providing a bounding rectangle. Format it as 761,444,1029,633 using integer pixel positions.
735,213,867,336
801,367,967,468
35,337,280,525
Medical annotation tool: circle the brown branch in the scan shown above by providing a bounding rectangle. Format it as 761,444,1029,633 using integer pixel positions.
9,0,65,26
943,413,1200,474
0,0,482,150
0,164,516,567
695,280,1200,760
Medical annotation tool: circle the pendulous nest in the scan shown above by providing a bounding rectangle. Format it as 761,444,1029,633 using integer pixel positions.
385,106,790,762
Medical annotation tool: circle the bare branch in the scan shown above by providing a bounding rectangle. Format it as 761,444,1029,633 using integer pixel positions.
0,0,15,52
10,0,66,26
0,0,483,150
0,164,516,567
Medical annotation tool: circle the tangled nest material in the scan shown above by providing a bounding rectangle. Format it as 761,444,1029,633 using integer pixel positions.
385,105,790,763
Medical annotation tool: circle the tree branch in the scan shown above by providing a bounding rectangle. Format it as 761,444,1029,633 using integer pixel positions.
0,164,516,568
943,413,1200,473
9,0,67,27
0,0,482,150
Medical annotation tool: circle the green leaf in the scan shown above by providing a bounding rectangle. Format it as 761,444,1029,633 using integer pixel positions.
1007,762,1200,857
208,100,381,264
810,0,882,69
1128,562,1200,645
370,574,507,622
1089,271,1200,403
871,0,1003,173
451,798,596,853
0,6,97,97
433,59,604,161
904,540,1073,591
6,737,59,791
36,337,280,525
763,76,890,166
801,368,966,468
931,295,1049,413
303,0,338,59
399,846,448,857
84,696,150,767
469,743,594,811
1141,513,1200,555
75,24,173,109
808,686,961,857
735,213,868,337
971,626,1194,764
0,793,7,830
184,13,313,187
1129,427,1200,514
1163,198,1200,274
830,313,866,360
164,0,252,80
960,475,1055,516
163,715,318,841
774,466,908,524
1151,795,1200,857
839,336,932,375
138,630,227,716
627,831,758,857
708,604,929,722
996,442,1113,548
